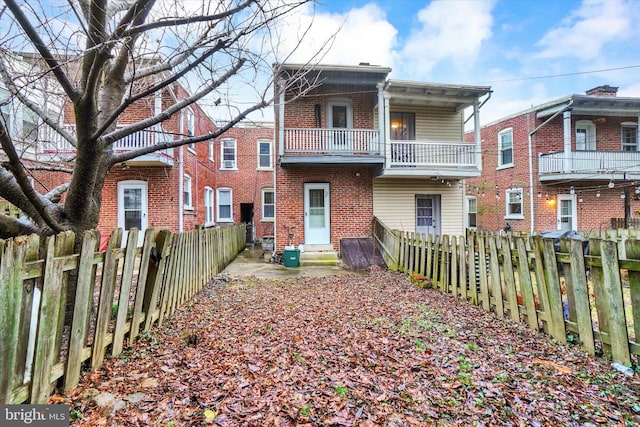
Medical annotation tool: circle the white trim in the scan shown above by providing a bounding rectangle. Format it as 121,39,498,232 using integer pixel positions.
208,139,214,162
498,128,514,168
621,121,638,151
220,138,237,170
557,194,577,231
261,188,275,221
183,173,193,210
505,187,524,220
117,180,148,246
327,98,353,128
575,120,596,151
204,186,215,226
465,195,477,229
257,139,273,170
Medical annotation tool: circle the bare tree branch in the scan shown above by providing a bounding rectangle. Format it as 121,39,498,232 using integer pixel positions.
0,213,39,239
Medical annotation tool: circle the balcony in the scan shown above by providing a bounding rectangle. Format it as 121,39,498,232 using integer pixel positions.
280,128,384,166
539,151,640,181
38,124,174,167
379,140,480,178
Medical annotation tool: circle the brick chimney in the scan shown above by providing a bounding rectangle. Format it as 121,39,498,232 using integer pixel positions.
585,85,618,97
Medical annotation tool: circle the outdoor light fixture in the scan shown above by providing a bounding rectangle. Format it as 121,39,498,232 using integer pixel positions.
579,194,583,203
569,186,575,195
621,191,626,199
608,179,615,189
596,190,601,198
537,191,541,198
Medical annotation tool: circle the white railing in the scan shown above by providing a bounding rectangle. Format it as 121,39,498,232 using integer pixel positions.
283,128,380,154
389,140,478,168
539,151,640,175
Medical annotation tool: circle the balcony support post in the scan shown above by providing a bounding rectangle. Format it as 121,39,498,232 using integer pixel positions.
563,109,572,173
384,93,391,164
377,82,385,155
277,79,285,157
473,99,482,171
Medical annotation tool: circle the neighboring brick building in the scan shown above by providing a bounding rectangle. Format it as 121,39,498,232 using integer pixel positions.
274,63,491,259
465,85,640,234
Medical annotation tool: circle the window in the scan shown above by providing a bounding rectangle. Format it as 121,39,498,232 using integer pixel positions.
0,102,11,135
621,122,638,152
204,187,214,225
217,188,233,222
183,174,193,209
208,139,214,161
262,189,274,220
505,188,523,219
390,112,416,140
498,128,513,167
186,109,195,151
258,140,272,169
221,139,237,169
466,196,477,228
575,120,596,150
22,110,38,143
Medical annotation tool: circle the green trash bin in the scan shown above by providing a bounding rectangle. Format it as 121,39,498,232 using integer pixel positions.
283,248,300,267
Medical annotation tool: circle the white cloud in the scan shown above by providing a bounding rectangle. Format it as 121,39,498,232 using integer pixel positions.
535,0,639,60
273,3,398,67
399,0,496,78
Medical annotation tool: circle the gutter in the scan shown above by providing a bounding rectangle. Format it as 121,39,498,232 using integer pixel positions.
527,99,574,233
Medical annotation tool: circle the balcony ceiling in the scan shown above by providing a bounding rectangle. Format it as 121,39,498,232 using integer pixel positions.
537,95,640,118
384,80,491,110
279,63,390,94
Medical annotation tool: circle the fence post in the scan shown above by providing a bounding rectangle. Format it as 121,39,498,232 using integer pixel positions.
143,230,172,331
625,239,640,345
477,233,489,311
567,238,595,356
451,236,458,298
111,229,139,357
501,236,519,323
515,237,538,330
536,236,566,344
488,236,504,318
129,228,155,345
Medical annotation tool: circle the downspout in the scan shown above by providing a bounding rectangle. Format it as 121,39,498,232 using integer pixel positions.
527,100,574,233
275,79,286,250
178,111,184,232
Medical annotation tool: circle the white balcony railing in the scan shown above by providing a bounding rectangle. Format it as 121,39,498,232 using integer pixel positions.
283,128,381,154
539,151,640,175
389,140,478,169
38,124,174,166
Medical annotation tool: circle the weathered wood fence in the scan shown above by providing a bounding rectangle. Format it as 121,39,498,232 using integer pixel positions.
0,224,245,404
373,217,639,367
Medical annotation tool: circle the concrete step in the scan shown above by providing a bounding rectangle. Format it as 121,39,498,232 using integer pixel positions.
300,250,340,266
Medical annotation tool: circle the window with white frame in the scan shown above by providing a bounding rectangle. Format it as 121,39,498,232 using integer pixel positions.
0,98,12,135
186,109,195,151
217,188,233,222
262,189,274,220
22,110,38,143
183,174,193,209
576,120,596,150
621,122,638,152
221,139,237,169
505,188,523,219
204,186,214,225
498,128,513,167
258,140,272,169
466,196,477,228
208,139,214,161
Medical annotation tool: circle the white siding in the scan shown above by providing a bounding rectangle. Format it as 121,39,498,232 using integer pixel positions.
375,105,463,141
373,178,465,236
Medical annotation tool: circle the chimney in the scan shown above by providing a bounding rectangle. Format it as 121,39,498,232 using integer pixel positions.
585,85,618,97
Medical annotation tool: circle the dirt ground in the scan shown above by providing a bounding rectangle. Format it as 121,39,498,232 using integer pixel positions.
59,267,640,426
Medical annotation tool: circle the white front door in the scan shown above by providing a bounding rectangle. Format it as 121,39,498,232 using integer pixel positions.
117,181,148,246
304,183,330,245
416,195,441,236
557,194,577,231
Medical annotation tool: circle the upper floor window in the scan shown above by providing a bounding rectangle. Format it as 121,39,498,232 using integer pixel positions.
217,188,233,222
258,140,272,169
498,128,513,168
505,188,523,219
262,189,274,220
575,120,596,151
390,112,416,140
466,196,477,229
183,174,193,210
208,139,214,161
186,109,195,152
621,122,638,152
204,186,214,225
221,138,237,169
22,110,38,143
327,99,353,129
0,101,12,135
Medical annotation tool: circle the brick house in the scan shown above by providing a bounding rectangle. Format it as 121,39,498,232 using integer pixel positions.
465,85,640,234
274,63,491,258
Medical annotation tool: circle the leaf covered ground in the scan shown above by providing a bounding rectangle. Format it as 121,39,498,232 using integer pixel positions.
61,268,640,426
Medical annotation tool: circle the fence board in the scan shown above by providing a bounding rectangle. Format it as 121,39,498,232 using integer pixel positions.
567,238,595,356
625,240,640,342
477,233,489,311
488,237,504,318
537,237,566,343
1,240,23,403
451,236,458,298
129,229,155,344
501,237,519,323
112,229,139,357
515,237,538,330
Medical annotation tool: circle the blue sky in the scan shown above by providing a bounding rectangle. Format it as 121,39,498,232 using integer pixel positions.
270,0,640,125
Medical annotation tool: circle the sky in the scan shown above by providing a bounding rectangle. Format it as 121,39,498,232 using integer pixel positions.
255,0,640,126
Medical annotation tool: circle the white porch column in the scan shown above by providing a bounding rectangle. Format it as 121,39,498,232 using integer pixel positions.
277,79,285,156
377,82,385,155
563,109,572,173
384,93,391,164
473,99,482,171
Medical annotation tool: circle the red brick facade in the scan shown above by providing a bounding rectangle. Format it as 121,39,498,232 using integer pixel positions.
466,93,640,233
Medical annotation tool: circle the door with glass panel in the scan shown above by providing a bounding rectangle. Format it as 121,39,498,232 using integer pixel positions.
416,195,440,236
557,194,577,231
304,183,330,245
118,181,148,246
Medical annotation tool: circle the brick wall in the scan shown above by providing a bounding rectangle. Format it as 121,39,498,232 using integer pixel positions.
283,92,376,129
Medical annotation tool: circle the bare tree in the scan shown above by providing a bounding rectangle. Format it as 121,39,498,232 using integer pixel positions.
0,0,327,239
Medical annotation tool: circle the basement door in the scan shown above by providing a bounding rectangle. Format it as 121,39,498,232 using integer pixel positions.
117,181,148,246
304,183,330,245
416,195,441,236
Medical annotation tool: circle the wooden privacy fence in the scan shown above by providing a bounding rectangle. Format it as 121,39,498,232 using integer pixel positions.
0,224,245,404
372,217,639,367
